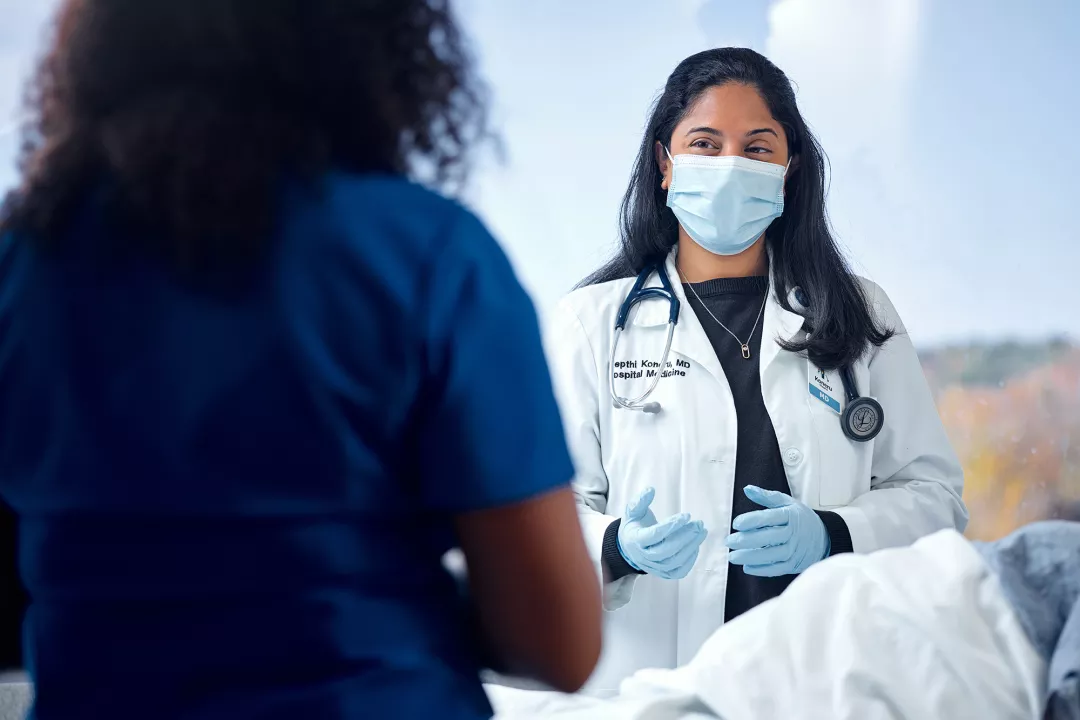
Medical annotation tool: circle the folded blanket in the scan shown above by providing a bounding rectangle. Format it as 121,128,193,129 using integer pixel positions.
974,521,1080,720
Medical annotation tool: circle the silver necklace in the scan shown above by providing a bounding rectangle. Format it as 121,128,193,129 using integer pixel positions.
680,273,768,360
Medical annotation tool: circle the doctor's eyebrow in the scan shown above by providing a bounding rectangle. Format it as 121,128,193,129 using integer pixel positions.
684,126,779,138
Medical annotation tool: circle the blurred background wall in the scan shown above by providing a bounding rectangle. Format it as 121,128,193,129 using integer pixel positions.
2,0,1077,541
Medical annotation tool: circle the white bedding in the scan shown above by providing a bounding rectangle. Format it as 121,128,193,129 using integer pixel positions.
488,530,1048,720
485,682,717,720
0,676,30,720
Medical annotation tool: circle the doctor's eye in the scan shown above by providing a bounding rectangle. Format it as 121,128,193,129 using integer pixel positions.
689,138,719,151
745,145,771,155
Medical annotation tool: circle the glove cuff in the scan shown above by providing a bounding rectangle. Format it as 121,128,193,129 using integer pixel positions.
603,519,645,581
815,510,853,556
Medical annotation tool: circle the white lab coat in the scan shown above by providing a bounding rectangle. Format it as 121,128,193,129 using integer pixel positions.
544,248,968,693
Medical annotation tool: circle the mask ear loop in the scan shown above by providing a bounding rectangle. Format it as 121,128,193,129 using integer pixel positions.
778,157,793,206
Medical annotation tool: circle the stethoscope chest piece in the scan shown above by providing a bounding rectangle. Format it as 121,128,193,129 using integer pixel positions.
837,363,884,442
841,395,884,442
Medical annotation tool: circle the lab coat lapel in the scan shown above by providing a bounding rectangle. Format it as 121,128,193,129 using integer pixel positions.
760,254,807,372
661,250,728,388
629,248,803,386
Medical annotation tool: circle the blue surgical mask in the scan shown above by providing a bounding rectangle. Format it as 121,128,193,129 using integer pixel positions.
665,150,788,256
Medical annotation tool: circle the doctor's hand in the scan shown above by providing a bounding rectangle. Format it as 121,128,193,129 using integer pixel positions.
618,487,708,580
725,486,829,577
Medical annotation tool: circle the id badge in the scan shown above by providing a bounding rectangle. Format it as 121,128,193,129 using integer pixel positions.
808,361,842,414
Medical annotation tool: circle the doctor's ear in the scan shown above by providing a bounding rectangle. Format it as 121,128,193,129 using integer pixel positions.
655,141,672,190
783,154,800,197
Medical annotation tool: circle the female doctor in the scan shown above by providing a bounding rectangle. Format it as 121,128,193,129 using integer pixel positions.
546,47,969,692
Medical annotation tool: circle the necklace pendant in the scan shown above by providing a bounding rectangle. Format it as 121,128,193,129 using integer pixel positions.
741,344,751,360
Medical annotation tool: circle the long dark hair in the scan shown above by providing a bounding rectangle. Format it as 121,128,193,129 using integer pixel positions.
582,48,892,370
1,0,487,275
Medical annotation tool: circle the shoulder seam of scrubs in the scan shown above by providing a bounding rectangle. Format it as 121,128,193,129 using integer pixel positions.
417,203,491,362
416,201,465,315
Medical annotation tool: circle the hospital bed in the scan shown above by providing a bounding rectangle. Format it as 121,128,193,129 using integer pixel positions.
487,525,1079,720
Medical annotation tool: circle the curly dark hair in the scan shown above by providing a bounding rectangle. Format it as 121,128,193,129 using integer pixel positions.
2,0,488,274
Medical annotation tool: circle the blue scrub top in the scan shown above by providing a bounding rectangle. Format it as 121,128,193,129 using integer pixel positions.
0,173,575,719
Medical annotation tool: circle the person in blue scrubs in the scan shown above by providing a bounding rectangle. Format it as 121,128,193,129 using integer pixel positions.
0,1,601,718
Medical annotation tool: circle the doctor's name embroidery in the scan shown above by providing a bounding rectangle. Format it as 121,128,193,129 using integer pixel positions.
612,358,690,380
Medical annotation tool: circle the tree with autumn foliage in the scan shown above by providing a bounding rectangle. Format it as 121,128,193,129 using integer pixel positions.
923,344,1080,541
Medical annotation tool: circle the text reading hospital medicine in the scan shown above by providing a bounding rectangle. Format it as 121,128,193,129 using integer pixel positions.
612,358,691,380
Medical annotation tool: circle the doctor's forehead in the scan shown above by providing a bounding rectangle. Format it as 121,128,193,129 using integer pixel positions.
675,83,782,136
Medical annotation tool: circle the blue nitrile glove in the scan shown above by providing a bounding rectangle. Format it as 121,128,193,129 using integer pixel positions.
725,486,829,577
617,487,708,580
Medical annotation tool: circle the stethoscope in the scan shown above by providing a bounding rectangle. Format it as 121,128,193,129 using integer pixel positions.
609,261,885,442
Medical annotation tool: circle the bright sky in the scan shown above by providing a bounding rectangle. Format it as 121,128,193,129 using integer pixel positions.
1,0,1077,345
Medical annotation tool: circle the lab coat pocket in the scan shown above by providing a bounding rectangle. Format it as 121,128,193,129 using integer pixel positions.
811,402,873,508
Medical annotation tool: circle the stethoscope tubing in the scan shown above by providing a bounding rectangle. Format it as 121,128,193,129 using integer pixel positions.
608,262,884,441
